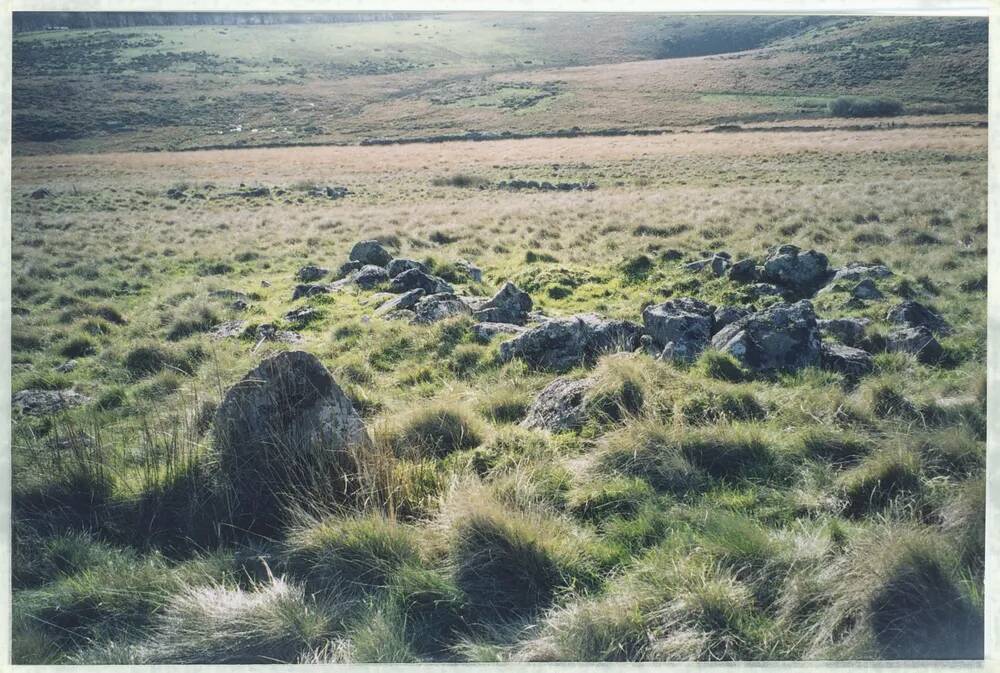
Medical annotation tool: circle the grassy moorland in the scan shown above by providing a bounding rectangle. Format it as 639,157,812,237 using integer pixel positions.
12,14,986,153
10,118,986,662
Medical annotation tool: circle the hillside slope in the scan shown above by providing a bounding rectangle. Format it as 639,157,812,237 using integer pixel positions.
11,14,986,154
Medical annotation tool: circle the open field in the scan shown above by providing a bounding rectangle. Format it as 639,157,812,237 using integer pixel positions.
12,14,986,154
10,118,987,662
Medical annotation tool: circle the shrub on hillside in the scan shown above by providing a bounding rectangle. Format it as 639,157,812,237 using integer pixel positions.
827,96,904,118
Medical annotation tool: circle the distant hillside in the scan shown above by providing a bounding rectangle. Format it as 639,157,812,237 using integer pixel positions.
11,13,987,154
13,11,421,32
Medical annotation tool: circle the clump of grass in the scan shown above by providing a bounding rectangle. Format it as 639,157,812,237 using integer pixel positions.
584,356,648,424
166,302,220,341
477,386,531,424
144,577,334,664
676,388,765,425
695,350,747,383
386,565,469,656
794,427,872,467
123,343,202,379
431,173,490,189
439,483,599,624
284,513,421,596
939,477,985,574
778,524,982,659
567,476,654,523
862,379,919,420
837,448,922,517
382,402,484,458
599,420,702,493
618,254,654,283
913,428,984,478
58,334,96,358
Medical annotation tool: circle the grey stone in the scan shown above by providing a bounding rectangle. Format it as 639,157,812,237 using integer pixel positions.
54,360,78,373
349,240,393,267
852,279,884,300
472,321,527,343
390,268,453,295
337,260,364,279
386,258,427,278
887,326,944,363
709,255,730,277
472,281,533,325
711,300,822,373
412,293,473,324
499,313,642,372
376,288,425,316
761,244,830,294
821,343,874,379
521,376,595,432
886,301,951,335
351,264,390,290
13,389,90,416
210,320,249,340
818,318,870,347
832,262,893,283
213,351,367,522
285,307,319,325
255,324,303,344
642,297,715,361
292,283,333,301
749,283,785,298
713,307,751,334
296,265,329,282
728,258,759,283
456,259,483,282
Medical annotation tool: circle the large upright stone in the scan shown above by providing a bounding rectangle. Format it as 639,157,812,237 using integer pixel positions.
499,313,642,372
473,281,533,325
213,351,367,527
711,300,822,373
349,240,393,267
641,297,716,362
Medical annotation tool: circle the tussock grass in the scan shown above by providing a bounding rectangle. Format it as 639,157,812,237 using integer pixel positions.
382,402,485,458
778,523,983,659
145,576,334,664
837,448,923,517
284,512,421,596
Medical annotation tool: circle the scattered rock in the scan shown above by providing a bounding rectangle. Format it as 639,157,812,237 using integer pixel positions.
886,301,951,335
386,258,427,278
309,186,350,199
520,376,595,432
411,293,473,324
337,260,364,279
255,324,303,344
642,297,715,362
375,288,425,316
209,289,250,303
390,268,452,295
261,280,272,288
887,326,944,364
711,300,822,373
831,262,893,283
54,360,77,373
349,240,393,267
713,307,750,334
749,283,785,298
285,307,319,325
456,259,483,282
821,343,874,379
709,255,731,277
496,180,597,192
352,265,390,290
852,279,884,300
13,389,90,416
292,284,332,300
210,320,248,340
818,318,870,347
761,244,831,295
499,313,642,372
728,258,759,283
472,321,526,343
385,309,416,322
296,265,329,282
473,281,532,325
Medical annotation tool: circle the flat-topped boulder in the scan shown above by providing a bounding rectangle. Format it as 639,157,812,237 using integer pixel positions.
761,244,831,295
411,292,472,324
499,313,642,372
375,288,425,316
472,321,526,343
13,389,90,416
711,300,822,373
473,281,533,326
642,297,716,362
387,258,427,278
521,376,595,432
349,240,393,267
390,268,453,295
821,343,874,379
296,265,329,282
